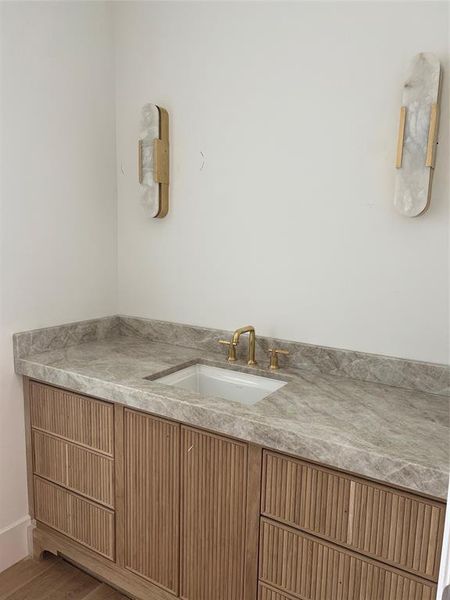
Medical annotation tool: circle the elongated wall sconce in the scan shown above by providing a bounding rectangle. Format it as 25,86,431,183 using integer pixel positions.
394,53,442,217
138,104,169,218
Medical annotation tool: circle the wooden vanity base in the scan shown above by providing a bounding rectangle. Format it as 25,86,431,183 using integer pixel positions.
24,378,445,600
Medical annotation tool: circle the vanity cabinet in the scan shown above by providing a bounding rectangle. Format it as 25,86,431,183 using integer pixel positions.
29,382,116,560
259,451,445,600
29,380,114,455
34,476,115,560
261,451,445,581
33,430,115,507
25,379,445,600
124,409,180,594
180,426,255,600
122,412,259,600
259,519,437,600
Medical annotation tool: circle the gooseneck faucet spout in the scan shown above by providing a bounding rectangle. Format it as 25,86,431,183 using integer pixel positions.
231,325,257,366
218,325,257,365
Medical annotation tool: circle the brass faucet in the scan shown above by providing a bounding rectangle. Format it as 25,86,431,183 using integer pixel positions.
219,325,257,366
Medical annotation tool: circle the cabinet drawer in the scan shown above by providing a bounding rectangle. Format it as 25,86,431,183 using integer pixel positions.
259,518,437,600
33,430,114,507
259,583,297,600
262,451,445,580
34,476,115,560
30,381,113,455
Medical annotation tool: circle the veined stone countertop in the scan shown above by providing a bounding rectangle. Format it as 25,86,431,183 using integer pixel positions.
14,317,449,500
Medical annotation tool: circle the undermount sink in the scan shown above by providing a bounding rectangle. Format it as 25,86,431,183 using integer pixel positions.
154,364,287,405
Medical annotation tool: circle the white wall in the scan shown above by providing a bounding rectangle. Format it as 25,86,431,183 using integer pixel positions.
114,1,449,365
0,2,117,570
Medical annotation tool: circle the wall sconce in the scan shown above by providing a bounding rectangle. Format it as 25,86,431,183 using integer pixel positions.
138,104,169,218
394,53,442,217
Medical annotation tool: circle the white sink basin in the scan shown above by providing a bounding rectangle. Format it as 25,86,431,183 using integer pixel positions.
155,364,286,405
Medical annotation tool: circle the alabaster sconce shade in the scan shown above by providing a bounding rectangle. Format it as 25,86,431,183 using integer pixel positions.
394,53,442,217
138,104,169,218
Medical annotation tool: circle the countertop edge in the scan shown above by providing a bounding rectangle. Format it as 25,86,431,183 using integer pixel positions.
16,357,449,501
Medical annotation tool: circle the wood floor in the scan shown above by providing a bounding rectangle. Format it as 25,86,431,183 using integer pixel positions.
0,556,129,600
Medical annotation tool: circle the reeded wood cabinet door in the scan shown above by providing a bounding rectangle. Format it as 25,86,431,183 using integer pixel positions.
124,409,180,595
180,426,252,600
124,415,259,600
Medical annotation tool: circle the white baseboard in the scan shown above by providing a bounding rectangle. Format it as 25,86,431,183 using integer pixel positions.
0,515,32,573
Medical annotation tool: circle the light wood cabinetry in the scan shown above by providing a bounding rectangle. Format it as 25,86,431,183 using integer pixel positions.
25,379,446,600
29,381,116,563
66,441,115,507
180,427,258,600
34,476,115,559
259,583,298,600
262,451,445,581
33,430,114,507
32,429,66,486
124,409,180,594
30,381,113,455
259,518,437,600
122,415,259,600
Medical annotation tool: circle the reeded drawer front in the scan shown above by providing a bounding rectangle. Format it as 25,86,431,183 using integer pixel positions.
34,476,115,560
259,518,437,600
30,381,113,455
259,583,297,600
33,430,114,507
262,451,445,580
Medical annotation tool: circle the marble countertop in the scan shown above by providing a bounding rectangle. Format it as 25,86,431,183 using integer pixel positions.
15,334,449,499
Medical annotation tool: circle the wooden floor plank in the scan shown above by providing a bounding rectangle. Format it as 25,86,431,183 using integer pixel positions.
0,557,129,600
5,558,100,600
0,557,57,600
83,583,129,599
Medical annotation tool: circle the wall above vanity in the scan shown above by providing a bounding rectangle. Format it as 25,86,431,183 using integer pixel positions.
114,2,449,365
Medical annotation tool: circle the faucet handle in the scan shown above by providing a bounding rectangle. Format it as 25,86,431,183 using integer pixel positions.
268,348,289,370
218,339,237,362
